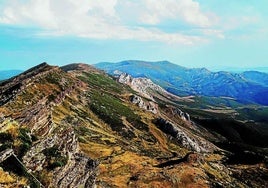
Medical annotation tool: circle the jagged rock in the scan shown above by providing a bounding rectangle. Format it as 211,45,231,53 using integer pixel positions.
185,113,190,121
130,95,145,108
173,108,191,121
118,73,133,85
0,149,14,163
23,127,98,187
117,73,168,100
147,101,158,114
130,95,158,114
53,153,98,188
154,118,216,153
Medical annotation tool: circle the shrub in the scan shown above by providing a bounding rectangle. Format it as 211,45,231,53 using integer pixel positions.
43,146,68,170
0,132,13,143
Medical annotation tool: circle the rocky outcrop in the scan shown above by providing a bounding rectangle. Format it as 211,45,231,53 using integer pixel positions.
175,108,190,121
23,127,98,187
130,95,158,114
0,83,22,106
168,107,191,121
117,73,168,100
16,100,53,136
154,118,216,153
0,149,14,163
51,80,84,105
53,153,98,188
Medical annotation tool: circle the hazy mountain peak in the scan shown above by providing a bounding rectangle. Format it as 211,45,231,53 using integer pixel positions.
61,63,97,72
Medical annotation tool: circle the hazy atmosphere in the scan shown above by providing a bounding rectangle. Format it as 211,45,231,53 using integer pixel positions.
1,0,268,70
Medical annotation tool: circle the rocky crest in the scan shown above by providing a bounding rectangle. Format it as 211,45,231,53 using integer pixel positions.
0,63,98,187
0,63,50,105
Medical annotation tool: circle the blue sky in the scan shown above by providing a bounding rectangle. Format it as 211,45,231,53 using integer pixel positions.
0,0,268,71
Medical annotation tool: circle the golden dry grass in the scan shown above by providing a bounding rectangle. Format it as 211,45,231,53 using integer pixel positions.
0,168,27,188
79,142,116,159
0,169,15,184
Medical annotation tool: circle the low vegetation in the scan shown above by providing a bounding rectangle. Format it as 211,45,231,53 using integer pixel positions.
43,146,68,170
89,91,148,136
78,72,123,93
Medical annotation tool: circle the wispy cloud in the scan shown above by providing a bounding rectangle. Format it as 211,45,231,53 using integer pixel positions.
0,0,221,44
134,0,213,27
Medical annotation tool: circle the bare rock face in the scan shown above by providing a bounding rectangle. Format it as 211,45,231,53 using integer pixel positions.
23,127,98,188
130,95,158,114
173,108,191,121
154,118,217,153
117,73,168,100
117,72,132,85
51,129,98,188
162,106,192,122
0,149,14,163
53,153,98,188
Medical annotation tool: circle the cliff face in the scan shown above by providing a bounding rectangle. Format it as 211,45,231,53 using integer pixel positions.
117,72,183,101
0,63,267,188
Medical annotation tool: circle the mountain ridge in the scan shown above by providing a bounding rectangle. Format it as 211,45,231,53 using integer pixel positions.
95,60,268,105
0,62,267,187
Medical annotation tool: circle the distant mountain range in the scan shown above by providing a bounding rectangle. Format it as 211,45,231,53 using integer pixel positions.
0,70,23,80
209,66,268,73
95,60,268,105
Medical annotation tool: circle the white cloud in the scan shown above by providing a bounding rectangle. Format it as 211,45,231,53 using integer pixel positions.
222,16,260,31
140,0,212,27
0,0,218,44
202,29,225,39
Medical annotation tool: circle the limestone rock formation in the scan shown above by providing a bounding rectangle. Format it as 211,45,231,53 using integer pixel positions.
129,95,158,114
117,73,172,100
154,118,217,153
